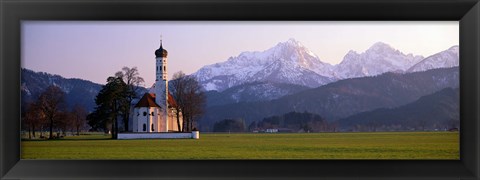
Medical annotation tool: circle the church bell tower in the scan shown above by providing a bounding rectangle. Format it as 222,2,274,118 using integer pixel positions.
154,37,169,132
155,38,168,81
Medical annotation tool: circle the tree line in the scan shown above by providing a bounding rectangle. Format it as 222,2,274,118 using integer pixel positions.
213,118,246,132
212,111,338,133
22,86,89,139
251,111,337,133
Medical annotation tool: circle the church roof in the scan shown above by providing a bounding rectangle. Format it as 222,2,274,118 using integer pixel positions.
168,92,178,108
135,93,161,108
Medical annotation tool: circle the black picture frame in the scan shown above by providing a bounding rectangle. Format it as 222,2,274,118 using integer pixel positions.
1,0,479,179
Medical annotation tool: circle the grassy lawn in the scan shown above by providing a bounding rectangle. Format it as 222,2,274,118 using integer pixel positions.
21,132,459,160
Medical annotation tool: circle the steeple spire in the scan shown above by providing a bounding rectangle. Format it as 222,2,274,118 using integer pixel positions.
155,35,168,58
160,34,163,48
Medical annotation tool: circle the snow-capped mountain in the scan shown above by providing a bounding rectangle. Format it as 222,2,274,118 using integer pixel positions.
333,42,424,79
407,45,459,73
193,39,459,93
193,38,335,91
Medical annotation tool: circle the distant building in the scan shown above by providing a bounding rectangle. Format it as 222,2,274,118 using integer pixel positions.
265,129,278,133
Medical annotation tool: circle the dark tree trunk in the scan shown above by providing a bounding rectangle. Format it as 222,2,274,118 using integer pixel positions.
28,125,32,139
124,97,133,132
32,124,36,138
112,101,118,139
124,109,129,132
49,118,54,139
187,117,190,131
182,113,187,132
189,117,193,131
175,109,181,132
76,126,80,136
111,120,116,139
32,124,35,138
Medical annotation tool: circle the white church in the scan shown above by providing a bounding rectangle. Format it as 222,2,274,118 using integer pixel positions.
119,39,198,139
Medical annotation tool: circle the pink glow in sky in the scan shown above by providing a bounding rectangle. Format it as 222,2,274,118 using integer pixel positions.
22,21,458,87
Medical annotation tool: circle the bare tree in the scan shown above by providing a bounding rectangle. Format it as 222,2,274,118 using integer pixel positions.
23,102,45,139
170,72,206,132
330,121,338,132
56,111,70,137
71,104,88,135
38,86,67,139
115,66,144,131
182,75,206,131
170,71,186,132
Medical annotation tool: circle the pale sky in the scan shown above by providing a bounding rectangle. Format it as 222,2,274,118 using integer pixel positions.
22,21,459,87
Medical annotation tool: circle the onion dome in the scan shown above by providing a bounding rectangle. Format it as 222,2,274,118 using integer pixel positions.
155,41,168,58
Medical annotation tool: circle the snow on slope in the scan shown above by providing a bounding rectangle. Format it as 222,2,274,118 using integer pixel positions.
334,42,424,79
193,39,458,93
193,38,335,91
407,45,459,73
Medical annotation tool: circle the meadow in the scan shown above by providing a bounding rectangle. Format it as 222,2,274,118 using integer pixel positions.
21,132,459,160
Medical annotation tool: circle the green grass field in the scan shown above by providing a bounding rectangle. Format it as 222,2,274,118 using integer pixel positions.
21,132,459,160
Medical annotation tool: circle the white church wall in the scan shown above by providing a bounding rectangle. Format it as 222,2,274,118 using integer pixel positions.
154,108,161,132
168,109,175,131
136,107,151,132
149,107,158,132
158,109,167,132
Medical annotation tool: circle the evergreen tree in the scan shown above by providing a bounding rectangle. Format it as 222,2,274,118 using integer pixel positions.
88,76,130,139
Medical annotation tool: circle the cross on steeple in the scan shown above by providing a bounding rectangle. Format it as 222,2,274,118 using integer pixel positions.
160,34,163,48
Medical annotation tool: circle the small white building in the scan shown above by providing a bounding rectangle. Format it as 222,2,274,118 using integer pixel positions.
266,129,278,133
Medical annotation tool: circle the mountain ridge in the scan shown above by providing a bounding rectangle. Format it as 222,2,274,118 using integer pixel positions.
193,39,458,92
198,67,459,130
337,87,459,131
21,68,103,112
193,38,335,92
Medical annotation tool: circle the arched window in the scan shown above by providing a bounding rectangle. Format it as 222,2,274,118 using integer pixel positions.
151,124,155,131
164,66,166,71
151,112,154,116
160,65,162,71
143,112,147,116
143,124,146,131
